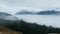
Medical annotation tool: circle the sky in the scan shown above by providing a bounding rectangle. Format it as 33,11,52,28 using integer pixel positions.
0,0,60,14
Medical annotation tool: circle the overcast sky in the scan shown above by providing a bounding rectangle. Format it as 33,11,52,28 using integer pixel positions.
0,0,60,14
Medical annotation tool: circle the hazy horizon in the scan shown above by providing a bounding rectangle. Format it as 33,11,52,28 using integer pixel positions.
0,0,60,14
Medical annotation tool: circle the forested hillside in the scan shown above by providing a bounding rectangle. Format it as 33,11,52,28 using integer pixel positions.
1,19,60,34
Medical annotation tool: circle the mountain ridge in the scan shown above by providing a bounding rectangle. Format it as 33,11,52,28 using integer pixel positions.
15,10,60,15
0,12,19,20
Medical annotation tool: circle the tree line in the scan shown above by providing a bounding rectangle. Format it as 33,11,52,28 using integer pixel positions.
1,19,60,34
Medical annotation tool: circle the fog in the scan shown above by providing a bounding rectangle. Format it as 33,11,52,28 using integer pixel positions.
15,15,60,28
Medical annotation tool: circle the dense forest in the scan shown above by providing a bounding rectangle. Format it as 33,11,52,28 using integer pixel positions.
0,19,60,34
